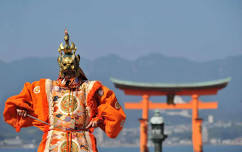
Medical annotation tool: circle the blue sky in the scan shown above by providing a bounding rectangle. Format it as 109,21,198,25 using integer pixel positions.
1,0,242,62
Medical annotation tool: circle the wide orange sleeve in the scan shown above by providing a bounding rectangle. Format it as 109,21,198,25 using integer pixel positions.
3,82,34,132
96,85,126,138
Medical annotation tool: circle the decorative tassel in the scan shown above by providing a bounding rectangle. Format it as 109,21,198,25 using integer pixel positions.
16,125,21,132
16,115,21,132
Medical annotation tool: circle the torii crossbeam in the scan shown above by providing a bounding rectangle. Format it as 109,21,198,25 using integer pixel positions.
111,78,230,152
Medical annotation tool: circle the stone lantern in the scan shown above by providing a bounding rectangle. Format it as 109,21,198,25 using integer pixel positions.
150,110,167,152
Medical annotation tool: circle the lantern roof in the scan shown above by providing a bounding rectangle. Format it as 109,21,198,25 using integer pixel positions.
150,110,163,124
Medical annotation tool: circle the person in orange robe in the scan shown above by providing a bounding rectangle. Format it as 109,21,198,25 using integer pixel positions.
3,30,126,152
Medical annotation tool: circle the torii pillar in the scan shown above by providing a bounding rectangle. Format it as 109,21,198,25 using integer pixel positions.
139,95,150,152
111,78,230,152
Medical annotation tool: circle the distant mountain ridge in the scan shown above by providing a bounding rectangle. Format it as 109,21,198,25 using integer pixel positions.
0,53,241,139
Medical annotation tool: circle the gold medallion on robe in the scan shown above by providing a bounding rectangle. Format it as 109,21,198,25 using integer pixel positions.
115,102,121,110
59,94,79,114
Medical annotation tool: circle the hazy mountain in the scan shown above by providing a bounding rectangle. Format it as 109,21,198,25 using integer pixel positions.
0,53,241,139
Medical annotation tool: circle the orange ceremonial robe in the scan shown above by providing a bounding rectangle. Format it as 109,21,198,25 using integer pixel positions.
3,79,126,152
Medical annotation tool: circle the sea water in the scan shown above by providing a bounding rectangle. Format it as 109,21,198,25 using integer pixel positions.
0,146,242,152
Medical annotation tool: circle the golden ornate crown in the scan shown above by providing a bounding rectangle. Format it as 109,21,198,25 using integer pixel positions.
58,29,77,55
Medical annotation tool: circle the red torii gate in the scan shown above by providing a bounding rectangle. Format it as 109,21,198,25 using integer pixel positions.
111,78,230,152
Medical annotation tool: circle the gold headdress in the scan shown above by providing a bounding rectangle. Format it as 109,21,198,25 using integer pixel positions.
58,29,77,55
